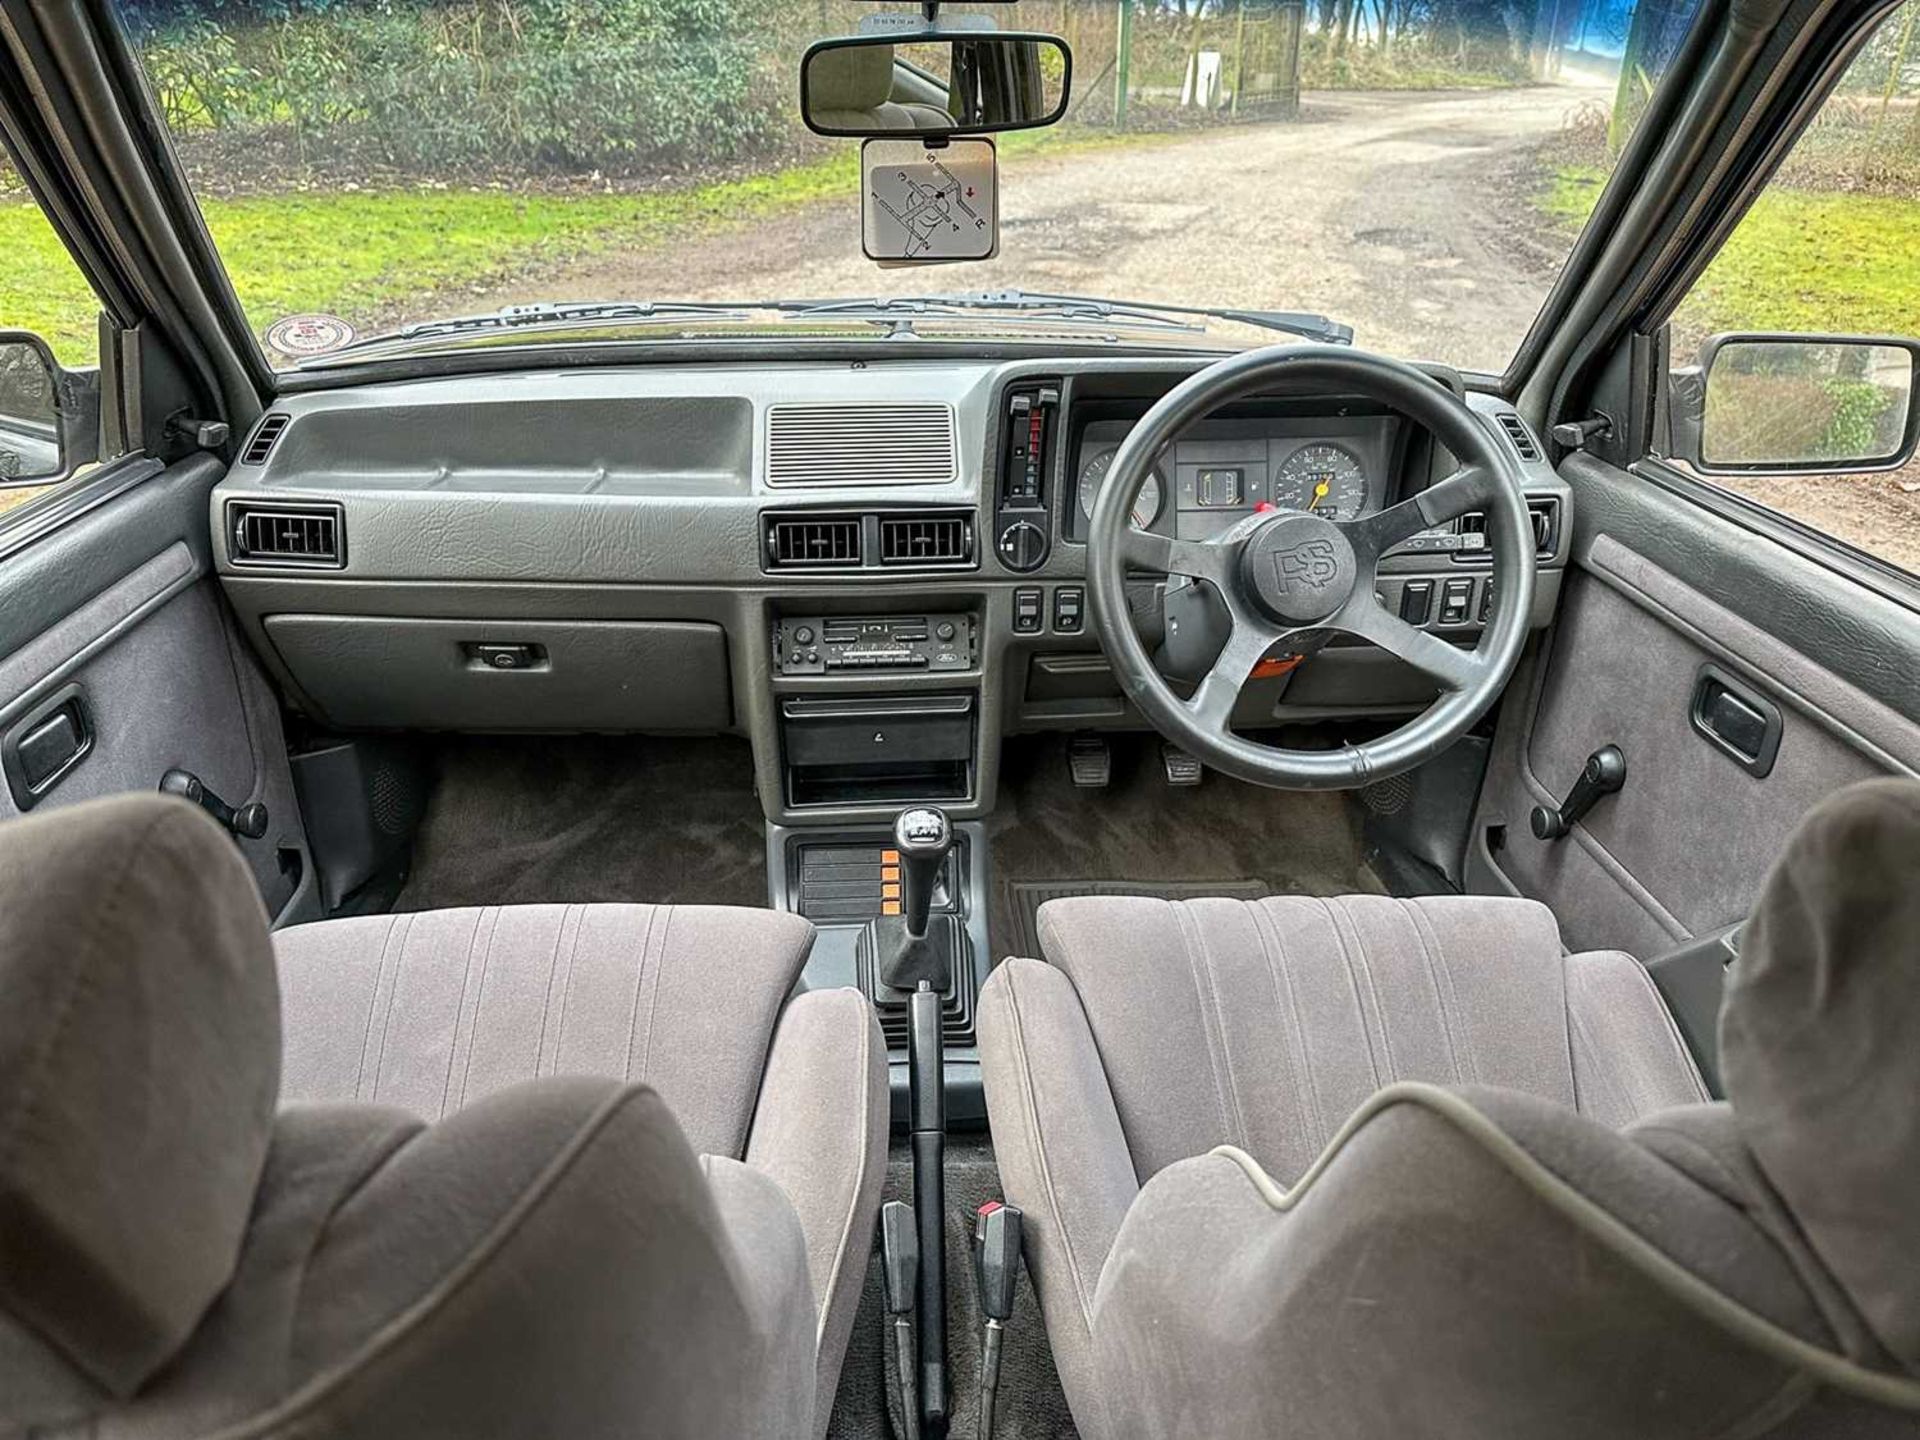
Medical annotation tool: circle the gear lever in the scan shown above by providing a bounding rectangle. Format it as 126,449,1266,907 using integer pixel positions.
874,807,958,995
895,806,951,939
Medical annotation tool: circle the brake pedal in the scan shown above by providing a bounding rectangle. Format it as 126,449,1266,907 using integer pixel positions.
1161,744,1203,786
1066,734,1111,788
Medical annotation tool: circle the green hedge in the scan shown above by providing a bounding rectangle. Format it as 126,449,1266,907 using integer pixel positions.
129,0,792,174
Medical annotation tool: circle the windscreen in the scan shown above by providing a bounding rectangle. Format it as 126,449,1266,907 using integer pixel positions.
60,0,1716,369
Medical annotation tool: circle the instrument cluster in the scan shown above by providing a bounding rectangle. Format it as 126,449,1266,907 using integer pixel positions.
1071,415,1401,542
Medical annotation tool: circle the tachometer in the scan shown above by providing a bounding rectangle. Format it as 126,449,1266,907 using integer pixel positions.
1279,443,1369,521
1078,448,1165,530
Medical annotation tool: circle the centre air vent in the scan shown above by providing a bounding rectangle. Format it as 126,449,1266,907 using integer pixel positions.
879,512,974,568
227,501,344,568
766,403,957,487
766,514,862,570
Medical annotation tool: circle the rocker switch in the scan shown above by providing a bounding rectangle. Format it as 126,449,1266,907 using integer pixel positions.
1399,580,1433,626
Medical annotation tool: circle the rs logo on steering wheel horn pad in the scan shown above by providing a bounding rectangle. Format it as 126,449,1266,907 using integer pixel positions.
1273,537,1340,589
1245,512,1356,623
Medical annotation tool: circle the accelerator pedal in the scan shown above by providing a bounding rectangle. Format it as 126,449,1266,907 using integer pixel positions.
1161,744,1203,786
1066,734,1111,788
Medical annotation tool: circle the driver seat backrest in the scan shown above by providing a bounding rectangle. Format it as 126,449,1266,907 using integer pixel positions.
982,779,1920,1438
0,794,816,1438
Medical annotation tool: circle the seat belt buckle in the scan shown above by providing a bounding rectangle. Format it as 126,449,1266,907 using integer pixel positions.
972,1201,1024,1440
973,1201,1022,1323
880,1201,922,1440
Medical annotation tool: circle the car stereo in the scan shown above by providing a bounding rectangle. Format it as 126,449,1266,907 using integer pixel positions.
775,614,975,676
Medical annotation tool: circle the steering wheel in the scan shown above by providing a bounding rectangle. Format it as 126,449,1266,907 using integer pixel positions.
1087,344,1537,790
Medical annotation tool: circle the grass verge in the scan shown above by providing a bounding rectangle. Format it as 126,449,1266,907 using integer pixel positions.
2,123,1175,366
1540,164,1920,343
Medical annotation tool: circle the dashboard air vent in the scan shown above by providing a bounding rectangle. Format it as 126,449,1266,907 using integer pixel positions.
241,412,291,465
766,514,862,570
228,502,344,568
766,403,957,487
1496,411,1542,462
878,512,975,568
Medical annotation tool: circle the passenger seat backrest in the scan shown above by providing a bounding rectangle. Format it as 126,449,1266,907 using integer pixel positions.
0,795,818,1439
1722,777,1920,1371
0,795,279,1400
1089,780,1920,1437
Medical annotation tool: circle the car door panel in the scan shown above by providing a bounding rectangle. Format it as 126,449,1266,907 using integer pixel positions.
1472,456,1920,957
0,457,314,920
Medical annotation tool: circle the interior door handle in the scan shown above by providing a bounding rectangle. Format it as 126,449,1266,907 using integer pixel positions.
2,684,93,808
1690,664,1782,778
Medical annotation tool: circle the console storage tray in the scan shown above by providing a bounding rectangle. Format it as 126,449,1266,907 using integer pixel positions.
781,693,974,807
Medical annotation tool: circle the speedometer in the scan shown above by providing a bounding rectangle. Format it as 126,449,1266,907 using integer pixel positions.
1279,443,1369,521
1078,448,1165,529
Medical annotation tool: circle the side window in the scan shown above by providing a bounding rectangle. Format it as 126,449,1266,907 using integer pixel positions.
1656,0,1920,576
0,144,116,509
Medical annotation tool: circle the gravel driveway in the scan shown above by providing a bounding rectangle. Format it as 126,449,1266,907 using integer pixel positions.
480,85,1600,373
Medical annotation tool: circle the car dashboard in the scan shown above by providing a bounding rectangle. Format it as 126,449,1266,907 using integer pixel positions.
213,353,1569,833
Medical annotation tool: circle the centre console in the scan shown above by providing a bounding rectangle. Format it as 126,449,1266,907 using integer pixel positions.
764,816,991,1123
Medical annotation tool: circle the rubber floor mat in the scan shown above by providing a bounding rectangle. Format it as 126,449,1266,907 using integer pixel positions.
1004,877,1269,961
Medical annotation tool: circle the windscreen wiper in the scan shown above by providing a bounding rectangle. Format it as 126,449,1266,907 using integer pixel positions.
334,300,755,352
777,290,1354,344
777,293,1203,335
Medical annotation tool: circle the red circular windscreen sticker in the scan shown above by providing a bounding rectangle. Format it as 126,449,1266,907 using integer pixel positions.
265,313,355,358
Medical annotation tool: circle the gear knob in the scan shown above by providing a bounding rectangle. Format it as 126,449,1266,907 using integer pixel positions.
893,806,952,939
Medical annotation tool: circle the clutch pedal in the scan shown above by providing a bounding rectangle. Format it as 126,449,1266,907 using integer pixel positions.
1161,744,1203,786
1066,734,1111,788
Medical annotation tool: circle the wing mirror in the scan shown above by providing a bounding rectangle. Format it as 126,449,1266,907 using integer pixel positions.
1672,333,1919,475
800,31,1071,139
0,330,97,485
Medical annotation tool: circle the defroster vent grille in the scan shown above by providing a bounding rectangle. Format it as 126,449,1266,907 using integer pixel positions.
766,403,957,487
1496,412,1543,462
241,413,290,465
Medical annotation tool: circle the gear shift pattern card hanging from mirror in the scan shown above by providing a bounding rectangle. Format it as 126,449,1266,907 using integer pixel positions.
862,138,998,266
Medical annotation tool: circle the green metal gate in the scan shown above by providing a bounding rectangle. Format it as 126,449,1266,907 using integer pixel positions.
1064,0,1304,128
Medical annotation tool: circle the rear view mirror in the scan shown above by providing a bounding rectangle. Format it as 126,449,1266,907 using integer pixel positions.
0,332,67,483
801,31,1071,139
1686,333,1919,473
